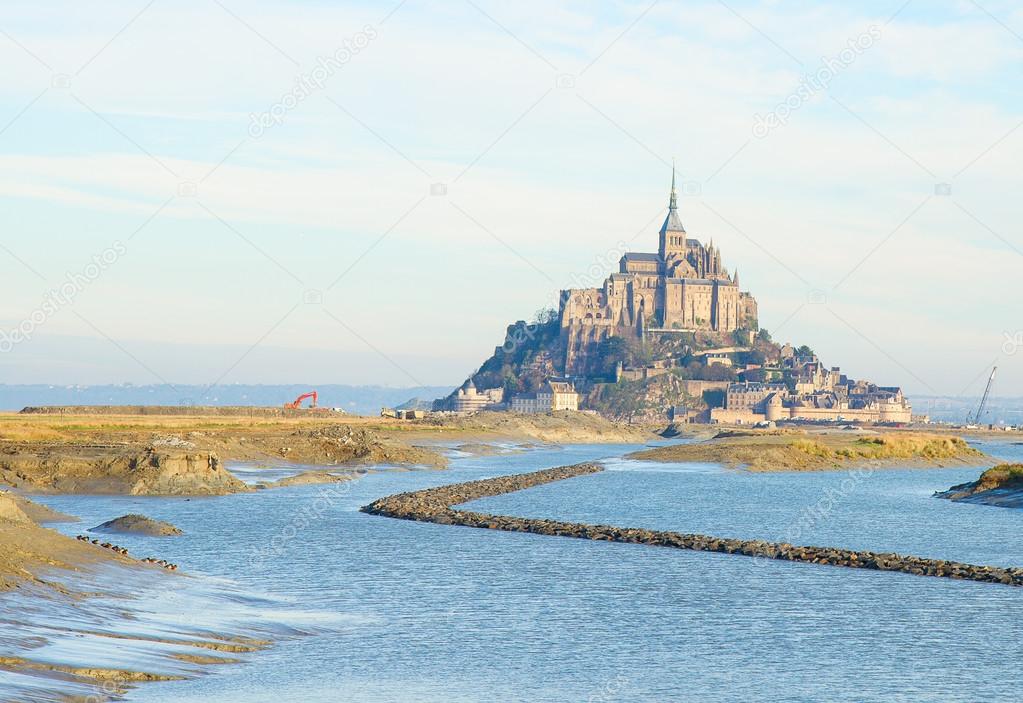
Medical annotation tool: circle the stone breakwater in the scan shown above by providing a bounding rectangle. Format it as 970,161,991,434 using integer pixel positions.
361,463,1023,587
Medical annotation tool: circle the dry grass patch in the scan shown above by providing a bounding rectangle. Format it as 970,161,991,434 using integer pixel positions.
977,463,1023,489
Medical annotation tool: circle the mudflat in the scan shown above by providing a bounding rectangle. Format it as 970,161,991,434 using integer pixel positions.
0,409,655,496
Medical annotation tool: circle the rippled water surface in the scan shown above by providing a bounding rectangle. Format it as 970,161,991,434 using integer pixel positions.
12,438,1023,702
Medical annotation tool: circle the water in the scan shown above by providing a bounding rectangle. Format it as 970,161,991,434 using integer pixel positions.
7,438,1023,702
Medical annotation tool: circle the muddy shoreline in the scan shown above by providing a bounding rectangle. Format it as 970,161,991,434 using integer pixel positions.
0,490,274,700
362,463,1023,587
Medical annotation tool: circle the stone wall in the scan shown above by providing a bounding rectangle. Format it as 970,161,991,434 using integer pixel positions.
362,464,1023,587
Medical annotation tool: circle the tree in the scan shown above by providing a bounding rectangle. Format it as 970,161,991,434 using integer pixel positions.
703,389,726,408
629,337,654,368
702,364,736,381
533,306,558,325
595,336,630,379
757,328,773,343
683,360,736,382
612,381,647,423
745,349,766,366
744,368,766,383
796,344,815,359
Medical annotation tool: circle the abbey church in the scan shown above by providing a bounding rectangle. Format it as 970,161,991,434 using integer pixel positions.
560,171,759,374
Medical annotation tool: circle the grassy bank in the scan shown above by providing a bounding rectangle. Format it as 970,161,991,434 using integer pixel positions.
629,430,987,472
973,463,1023,490
935,463,1023,509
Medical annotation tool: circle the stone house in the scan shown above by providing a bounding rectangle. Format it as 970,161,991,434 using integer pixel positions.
511,381,579,413
452,379,504,414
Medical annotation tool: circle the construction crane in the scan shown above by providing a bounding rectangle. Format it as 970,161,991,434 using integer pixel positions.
970,366,996,425
284,391,318,409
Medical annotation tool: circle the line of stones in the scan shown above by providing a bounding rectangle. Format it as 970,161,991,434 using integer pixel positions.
361,463,1023,587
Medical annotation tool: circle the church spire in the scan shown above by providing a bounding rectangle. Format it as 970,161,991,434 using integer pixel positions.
659,161,685,235
669,160,678,211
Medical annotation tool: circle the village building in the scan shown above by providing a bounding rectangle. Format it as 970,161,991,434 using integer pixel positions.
705,353,733,367
710,354,912,424
511,381,580,414
451,379,504,414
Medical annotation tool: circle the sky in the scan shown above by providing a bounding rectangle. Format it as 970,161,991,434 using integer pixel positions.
0,0,1021,398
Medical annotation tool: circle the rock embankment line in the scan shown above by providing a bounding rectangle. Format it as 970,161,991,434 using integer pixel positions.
361,463,1023,587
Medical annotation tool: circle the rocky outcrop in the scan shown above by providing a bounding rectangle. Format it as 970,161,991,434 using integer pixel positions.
0,449,249,495
362,464,1023,587
210,424,446,468
935,464,1023,509
122,451,248,495
90,514,183,536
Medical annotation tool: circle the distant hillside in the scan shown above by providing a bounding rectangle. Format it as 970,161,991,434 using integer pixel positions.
910,396,1023,425
0,384,455,416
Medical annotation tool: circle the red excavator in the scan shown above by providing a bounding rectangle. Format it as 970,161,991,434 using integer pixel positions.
284,391,318,409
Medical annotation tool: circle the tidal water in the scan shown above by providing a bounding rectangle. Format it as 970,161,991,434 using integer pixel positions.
11,438,1023,702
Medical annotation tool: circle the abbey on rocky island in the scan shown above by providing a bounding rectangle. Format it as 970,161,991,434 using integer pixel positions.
560,170,759,375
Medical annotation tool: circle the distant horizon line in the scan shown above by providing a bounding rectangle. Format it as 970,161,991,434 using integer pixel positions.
0,382,1012,401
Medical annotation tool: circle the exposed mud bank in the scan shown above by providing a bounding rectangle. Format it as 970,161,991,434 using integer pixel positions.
0,448,248,495
416,411,656,444
362,464,1023,587
0,416,446,495
0,492,130,591
258,470,360,489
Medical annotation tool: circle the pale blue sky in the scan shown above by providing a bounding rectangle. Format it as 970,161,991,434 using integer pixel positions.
0,0,1021,397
